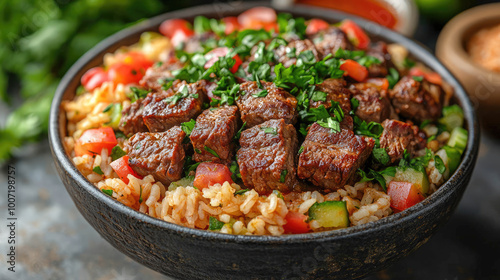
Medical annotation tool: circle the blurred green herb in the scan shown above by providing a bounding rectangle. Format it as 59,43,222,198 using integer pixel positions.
0,0,173,164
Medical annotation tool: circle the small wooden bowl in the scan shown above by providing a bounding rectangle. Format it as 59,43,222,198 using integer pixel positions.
436,3,500,136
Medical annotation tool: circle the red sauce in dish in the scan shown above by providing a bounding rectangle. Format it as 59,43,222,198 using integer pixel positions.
297,0,398,29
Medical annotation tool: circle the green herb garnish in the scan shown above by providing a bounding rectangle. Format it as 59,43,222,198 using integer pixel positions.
208,216,225,230
110,145,127,161
102,189,113,197
93,166,104,175
204,146,219,158
280,169,288,183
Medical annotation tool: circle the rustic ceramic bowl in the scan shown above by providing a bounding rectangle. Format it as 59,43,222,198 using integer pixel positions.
436,3,500,136
49,2,479,279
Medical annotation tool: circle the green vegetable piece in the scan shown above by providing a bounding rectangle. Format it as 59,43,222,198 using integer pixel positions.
252,89,268,98
442,145,462,175
273,190,284,199
317,117,340,133
260,126,277,135
181,119,196,137
168,176,195,191
102,189,113,197
110,145,127,161
434,155,446,174
386,67,400,89
93,166,104,175
394,167,430,194
204,145,219,158
447,127,468,154
139,186,143,203
372,148,390,165
234,122,247,140
209,216,225,231
439,105,464,132
308,201,349,228
280,170,288,183
234,189,250,196
104,103,122,129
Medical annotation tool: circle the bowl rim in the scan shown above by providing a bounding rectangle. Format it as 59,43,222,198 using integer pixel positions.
49,1,480,244
436,3,500,79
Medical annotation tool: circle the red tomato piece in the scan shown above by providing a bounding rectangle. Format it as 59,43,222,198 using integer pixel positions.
238,7,277,30
340,59,369,82
74,127,118,157
364,78,389,91
159,19,194,39
340,19,370,50
110,155,142,184
204,47,242,73
283,211,310,234
306,18,330,35
107,52,153,85
222,17,240,35
387,181,425,212
81,67,109,91
193,162,234,190
409,67,442,85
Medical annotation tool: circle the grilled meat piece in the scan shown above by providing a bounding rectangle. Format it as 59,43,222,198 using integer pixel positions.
297,123,375,191
389,75,444,122
125,126,186,185
236,81,298,127
366,42,393,78
274,39,321,67
142,80,207,132
237,119,298,194
190,106,240,164
139,61,184,92
350,83,397,123
310,78,353,130
309,27,353,58
380,119,426,164
119,98,149,137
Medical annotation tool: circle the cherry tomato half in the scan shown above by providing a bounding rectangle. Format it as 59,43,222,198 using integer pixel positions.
74,127,118,157
193,162,234,190
222,17,240,35
81,67,109,92
340,19,370,50
340,59,369,82
306,18,330,35
283,211,310,234
238,7,277,30
110,155,143,184
387,181,425,212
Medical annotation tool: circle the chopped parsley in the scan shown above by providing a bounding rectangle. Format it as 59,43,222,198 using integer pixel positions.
181,119,196,137
252,89,268,98
280,169,288,183
273,190,284,199
357,166,397,191
298,146,304,155
310,90,327,102
164,84,198,104
208,216,225,230
317,117,340,133
234,122,247,140
412,76,424,82
234,189,249,196
128,87,151,102
102,189,113,197
110,145,127,161
229,161,242,182
204,145,219,158
260,126,278,135
93,166,104,175
386,67,400,89
434,155,446,174
372,148,390,165
139,186,143,203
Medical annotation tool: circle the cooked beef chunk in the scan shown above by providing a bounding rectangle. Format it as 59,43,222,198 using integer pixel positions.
366,42,393,77
140,61,184,92
309,27,353,58
119,98,149,137
237,119,298,194
389,75,444,122
380,119,427,164
190,106,240,164
310,78,353,130
125,126,186,185
142,80,207,132
350,83,397,123
236,81,298,127
274,39,321,67
297,123,375,191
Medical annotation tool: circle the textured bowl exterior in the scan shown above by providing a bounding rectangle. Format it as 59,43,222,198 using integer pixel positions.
49,2,479,279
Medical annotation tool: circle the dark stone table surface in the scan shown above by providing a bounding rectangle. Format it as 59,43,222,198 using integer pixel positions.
1,2,500,279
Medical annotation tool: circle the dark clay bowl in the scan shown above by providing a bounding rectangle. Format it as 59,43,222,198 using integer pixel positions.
49,2,479,279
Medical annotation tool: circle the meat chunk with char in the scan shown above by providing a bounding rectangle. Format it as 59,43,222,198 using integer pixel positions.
237,119,298,194
389,75,444,122
274,39,321,68
350,82,397,123
297,123,375,192
365,42,393,78
140,61,184,92
380,119,426,164
125,126,186,185
310,78,353,130
142,80,207,132
190,106,240,164
236,81,298,127
309,27,353,58
119,98,149,137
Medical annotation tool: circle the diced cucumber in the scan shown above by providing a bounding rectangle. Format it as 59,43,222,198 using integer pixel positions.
442,145,461,175
104,103,122,129
447,127,468,154
308,201,349,228
439,105,464,132
394,167,430,194
168,176,195,191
